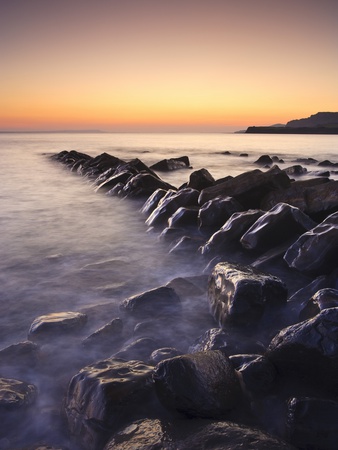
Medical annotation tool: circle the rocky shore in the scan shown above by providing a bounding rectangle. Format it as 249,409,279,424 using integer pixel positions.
1,149,338,449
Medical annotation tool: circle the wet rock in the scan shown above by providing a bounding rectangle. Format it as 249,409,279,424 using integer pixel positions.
0,341,40,368
28,312,87,342
254,155,273,165
169,236,204,254
81,153,126,178
140,188,168,216
153,350,243,418
64,358,155,449
299,288,338,321
0,378,37,410
198,196,244,236
200,209,264,255
121,172,175,199
114,337,159,362
199,166,290,208
95,170,132,192
149,347,183,365
240,203,317,251
267,307,338,392
208,262,287,326
284,211,338,274
82,318,123,348
283,165,308,176
287,397,338,450
150,156,190,171
104,417,296,450
187,168,215,191
165,275,207,298
158,226,185,243
146,188,199,228
167,206,199,229
318,159,338,167
120,286,181,318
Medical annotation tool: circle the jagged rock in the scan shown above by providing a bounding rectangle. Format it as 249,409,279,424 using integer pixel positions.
287,397,338,450
283,165,308,176
140,189,168,216
254,155,273,165
120,286,181,318
169,236,204,254
318,159,338,167
104,417,296,450
153,350,243,418
113,337,159,362
208,262,287,326
149,347,183,365
267,307,338,392
240,203,317,251
0,378,37,410
64,358,155,449
150,156,190,171
146,188,199,228
95,170,132,192
187,168,215,191
158,226,185,243
198,196,244,236
28,312,87,342
0,341,40,368
120,172,176,199
82,318,123,348
167,207,199,229
200,209,264,255
284,211,338,274
199,166,290,208
299,288,338,321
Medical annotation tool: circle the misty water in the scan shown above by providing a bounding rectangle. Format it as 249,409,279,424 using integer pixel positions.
1,132,338,448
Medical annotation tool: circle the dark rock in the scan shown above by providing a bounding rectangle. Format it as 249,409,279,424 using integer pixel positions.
208,262,287,326
120,286,181,318
318,159,338,167
121,172,176,199
267,307,338,392
104,417,296,450
28,312,87,342
254,155,273,165
169,236,205,254
146,188,199,228
187,168,215,191
153,350,243,418
198,196,244,236
284,211,338,274
150,156,190,171
239,153,248,157
199,166,290,208
283,165,307,176
95,170,132,192
165,276,207,298
167,206,199,229
200,209,264,255
149,347,183,365
64,358,155,449
140,188,168,216
293,157,318,165
0,341,40,368
0,377,37,410
81,152,126,178
113,337,159,362
158,226,185,243
240,203,317,251
287,397,338,450
82,318,123,347
299,288,338,321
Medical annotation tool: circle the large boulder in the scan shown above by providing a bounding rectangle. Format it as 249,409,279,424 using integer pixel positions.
120,172,176,199
28,311,87,342
198,196,244,236
187,168,215,191
266,307,338,393
167,206,199,230
240,203,317,251
104,417,296,450
140,188,168,216
284,211,338,274
64,358,155,449
208,262,287,326
153,350,243,418
94,170,132,192
199,166,290,208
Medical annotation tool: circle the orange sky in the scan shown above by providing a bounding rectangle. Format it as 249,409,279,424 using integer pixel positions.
1,0,338,132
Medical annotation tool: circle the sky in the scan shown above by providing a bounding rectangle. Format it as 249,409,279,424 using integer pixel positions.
1,0,338,132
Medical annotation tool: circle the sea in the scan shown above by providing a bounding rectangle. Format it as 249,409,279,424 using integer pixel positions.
0,132,337,448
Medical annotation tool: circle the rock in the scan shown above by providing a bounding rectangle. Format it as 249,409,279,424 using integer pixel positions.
165,276,207,298
240,203,317,251
140,189,168,216
120,286,181,318
28,312,87,342
149,347,183,365
287,397,338,450
299,288,338,321
0,378,37,410
121,172,176,199
146,188,199,228
267,307,338,392
199,166,290,208
64,358,155,449
283,165,308,176
167,206,199,229
82,318,123,347
284,211,338,274
293,157,318,165
0,341,40,368
150,156,190,171
198,196,244,236
254,155,273,165
208,262,287,326
318,159,338,167
200,209,264,255
169,236,204,254
153,350,243,418
95,170,132,192
104,417,296,450
113,337,159,362
187,168,215,191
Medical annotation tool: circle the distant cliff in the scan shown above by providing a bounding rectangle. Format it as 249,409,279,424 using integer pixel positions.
246,112,338,134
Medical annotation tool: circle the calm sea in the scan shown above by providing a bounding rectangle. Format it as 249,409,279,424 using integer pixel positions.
0,132,337,447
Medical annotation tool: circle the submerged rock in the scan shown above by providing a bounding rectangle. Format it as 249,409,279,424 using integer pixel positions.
208,262,287,326
153,350,243,418
150,156,190,171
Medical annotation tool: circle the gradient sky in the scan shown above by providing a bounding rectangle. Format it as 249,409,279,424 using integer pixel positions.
1,0,338,132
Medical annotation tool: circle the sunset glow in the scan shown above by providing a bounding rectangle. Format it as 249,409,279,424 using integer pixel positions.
1,0,338,132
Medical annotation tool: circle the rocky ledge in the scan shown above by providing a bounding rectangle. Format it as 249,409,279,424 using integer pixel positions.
1,149,338,450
